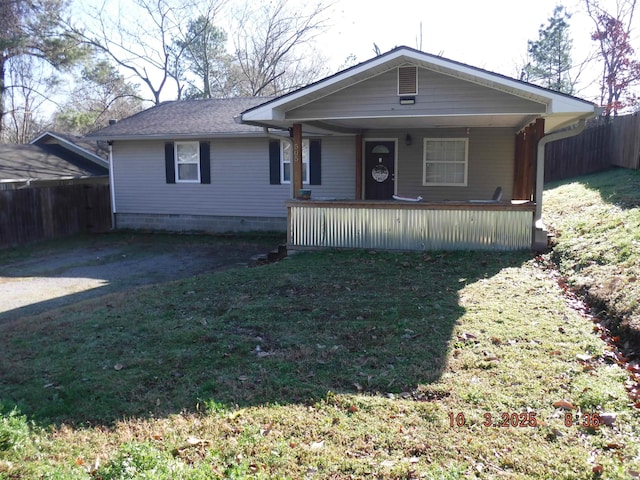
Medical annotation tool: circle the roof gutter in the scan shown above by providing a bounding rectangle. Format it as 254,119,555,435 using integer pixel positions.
533,118,587,246
108,142,117,229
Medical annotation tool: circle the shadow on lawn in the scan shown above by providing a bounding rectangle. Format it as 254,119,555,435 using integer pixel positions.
0,249,531,427
579,167,640,210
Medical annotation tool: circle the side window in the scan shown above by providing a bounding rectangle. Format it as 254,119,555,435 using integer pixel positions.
175,141,200,183
164,141,211,184
270,138,321,186
281,139,309,184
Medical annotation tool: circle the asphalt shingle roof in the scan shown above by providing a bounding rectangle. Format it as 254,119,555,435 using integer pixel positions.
0,144,108,181
87,97,274,139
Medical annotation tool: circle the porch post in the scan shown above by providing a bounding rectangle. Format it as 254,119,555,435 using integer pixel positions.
355,134,363,199
292,123,303,198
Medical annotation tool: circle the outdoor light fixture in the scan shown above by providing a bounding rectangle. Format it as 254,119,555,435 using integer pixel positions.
405,134,412,146
399,96,415,105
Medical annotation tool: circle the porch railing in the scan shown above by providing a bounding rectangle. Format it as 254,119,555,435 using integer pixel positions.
286,200,534,251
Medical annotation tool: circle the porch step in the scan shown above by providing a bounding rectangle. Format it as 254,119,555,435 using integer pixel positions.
250,244,288,266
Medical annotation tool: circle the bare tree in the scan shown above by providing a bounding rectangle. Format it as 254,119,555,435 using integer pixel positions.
0,0,84,141
585,0,640,116
72,0,224,105
4,56,56,143
231,0,333,96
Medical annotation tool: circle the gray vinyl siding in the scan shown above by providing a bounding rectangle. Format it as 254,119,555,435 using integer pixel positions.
367,128,515,201
112,136,355,218
287,68,546,120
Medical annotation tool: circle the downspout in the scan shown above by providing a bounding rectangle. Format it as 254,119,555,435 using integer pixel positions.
263,127,295,199
533,119,586,247
108,141,117,229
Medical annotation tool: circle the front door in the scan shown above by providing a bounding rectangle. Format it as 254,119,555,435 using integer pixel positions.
365,141,395,200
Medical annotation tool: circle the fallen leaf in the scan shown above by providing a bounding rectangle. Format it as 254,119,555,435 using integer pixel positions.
550,351,562,355
186,437,208,446
599,412,617,426
152,435,163,441
604,442,624,450
75,457,84,466
348,405,358,413
592,465,604,474
553,400,576,410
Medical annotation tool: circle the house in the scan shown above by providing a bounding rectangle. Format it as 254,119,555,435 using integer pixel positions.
0,131,109,189
88,46,596,251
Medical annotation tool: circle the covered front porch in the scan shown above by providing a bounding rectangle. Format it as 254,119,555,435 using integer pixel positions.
241,47,597,252
287,199,535,251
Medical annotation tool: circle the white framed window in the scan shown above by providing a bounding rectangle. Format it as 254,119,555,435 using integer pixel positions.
175,141,200,183
281,139,309,184
423,138,468,186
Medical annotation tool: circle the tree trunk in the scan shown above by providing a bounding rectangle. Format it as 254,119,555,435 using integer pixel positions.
0,55,5,140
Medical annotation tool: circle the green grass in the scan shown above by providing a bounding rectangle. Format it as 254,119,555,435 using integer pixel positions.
544,167,640,348
1,239,639,478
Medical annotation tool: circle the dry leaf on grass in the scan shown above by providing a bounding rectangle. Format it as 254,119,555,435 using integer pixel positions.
552,400,576,410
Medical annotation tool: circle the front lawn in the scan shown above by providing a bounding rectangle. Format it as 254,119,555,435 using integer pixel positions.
1,246,639,478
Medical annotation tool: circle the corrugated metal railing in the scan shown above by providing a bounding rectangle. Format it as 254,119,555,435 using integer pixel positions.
288,204,533,251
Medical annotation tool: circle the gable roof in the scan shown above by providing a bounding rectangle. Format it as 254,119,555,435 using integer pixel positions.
0,143,109,182
87,97,275,140
242,46,596,134
31,131,109,165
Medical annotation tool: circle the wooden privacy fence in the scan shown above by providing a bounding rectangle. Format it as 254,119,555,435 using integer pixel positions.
609,114,640,170
0,182,111,249
544,114,640,183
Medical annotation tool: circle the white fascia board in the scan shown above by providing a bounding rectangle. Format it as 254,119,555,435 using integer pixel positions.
242,47,596,123
241,53,404,122
31,131,109,169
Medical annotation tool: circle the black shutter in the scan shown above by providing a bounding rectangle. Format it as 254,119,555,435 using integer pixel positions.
309,139,321,185
199,141,211,184
269,140,281,185
164,142,175,184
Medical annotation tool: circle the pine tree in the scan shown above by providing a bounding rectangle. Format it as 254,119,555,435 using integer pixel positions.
523,5,574,94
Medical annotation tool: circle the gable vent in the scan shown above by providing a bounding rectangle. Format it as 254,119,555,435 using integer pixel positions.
398,66,418,95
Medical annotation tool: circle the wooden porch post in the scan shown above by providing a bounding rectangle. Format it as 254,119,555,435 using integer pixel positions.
355,134,363,199
512,130,525,200
293,123,303,198
531,118,545,202
513,118,545,201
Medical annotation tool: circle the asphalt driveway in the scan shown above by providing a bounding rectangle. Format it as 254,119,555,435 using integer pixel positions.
0,232,282,322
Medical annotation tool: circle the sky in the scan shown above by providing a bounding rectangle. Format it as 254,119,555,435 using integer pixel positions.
68,0,640,109
317,0,639,103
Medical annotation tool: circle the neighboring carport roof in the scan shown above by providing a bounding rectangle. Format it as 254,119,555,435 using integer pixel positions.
241,46,597,134
86,97,275,140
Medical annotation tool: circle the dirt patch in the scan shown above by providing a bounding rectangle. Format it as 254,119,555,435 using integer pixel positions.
0,232,283,322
